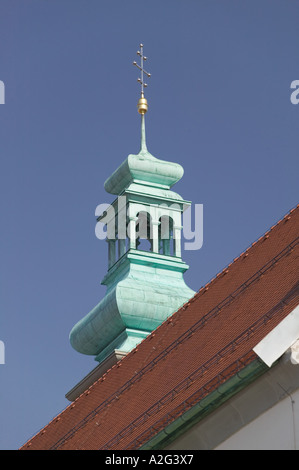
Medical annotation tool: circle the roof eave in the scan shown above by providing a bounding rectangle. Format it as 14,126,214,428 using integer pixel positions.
138,355,269,451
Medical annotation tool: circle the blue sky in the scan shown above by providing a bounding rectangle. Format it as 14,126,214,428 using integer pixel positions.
0,0,298,449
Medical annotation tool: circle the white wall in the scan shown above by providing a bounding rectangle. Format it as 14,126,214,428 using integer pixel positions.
167,358,299,450
216,388,299,450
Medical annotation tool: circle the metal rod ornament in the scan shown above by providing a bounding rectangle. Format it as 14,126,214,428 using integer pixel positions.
133,44,151,97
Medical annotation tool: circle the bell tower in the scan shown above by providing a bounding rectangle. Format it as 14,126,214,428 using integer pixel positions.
68,45,195,387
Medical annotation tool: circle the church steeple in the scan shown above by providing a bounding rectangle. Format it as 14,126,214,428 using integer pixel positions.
69,45,195,369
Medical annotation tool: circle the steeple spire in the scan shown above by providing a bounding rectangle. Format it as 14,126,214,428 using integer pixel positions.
133,44,150,153
140,114,147,153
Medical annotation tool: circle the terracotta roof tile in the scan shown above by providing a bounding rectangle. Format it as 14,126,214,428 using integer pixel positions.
20,205,299,450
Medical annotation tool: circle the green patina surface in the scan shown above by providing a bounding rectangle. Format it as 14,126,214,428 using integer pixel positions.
69,114,195,363
104,115,184,195
70,251,194,360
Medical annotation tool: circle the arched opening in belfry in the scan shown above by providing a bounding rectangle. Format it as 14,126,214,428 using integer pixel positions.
135,211,153,252
159,215,174,256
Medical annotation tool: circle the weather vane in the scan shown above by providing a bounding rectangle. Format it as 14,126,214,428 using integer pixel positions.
133,44,151,115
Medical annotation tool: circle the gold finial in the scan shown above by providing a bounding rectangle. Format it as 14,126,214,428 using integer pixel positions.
137,95,148,115
133,44,151,114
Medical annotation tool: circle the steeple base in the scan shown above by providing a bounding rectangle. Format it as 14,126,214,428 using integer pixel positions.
94,328,149,364
69,250,195,365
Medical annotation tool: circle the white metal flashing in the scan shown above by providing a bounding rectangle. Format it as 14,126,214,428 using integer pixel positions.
253,304,299,367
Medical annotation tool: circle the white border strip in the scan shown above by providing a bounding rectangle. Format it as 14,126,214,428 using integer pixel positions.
253,304,299,367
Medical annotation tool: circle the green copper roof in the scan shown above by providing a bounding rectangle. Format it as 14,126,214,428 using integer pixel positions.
70,251,194,359
70,110,195,365
104,115,184,195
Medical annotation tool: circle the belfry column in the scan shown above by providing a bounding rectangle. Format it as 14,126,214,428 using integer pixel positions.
128,216,138,250
118,236,126,258
107,238,116,269
174,224,182,258
151,220,160,253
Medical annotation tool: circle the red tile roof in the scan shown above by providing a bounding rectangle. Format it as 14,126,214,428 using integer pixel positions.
20,205,299,450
